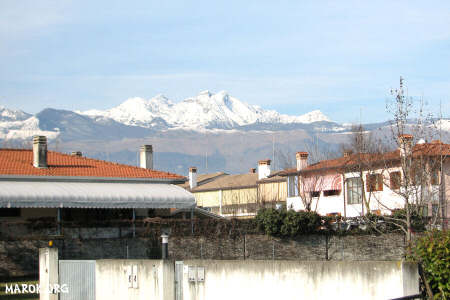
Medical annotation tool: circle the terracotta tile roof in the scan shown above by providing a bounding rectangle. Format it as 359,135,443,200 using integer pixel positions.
0,148,185,180
278,142,450,176
257,174,286,183
191,173,258,192
178,172,228,189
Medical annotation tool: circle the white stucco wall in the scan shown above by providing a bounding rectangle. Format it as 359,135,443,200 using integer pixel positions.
95,259,174,300
287,167,414,217
180,260,419,300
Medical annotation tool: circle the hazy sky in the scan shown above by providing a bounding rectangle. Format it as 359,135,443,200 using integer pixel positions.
1,1,449,123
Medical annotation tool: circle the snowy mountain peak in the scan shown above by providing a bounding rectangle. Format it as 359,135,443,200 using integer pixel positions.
298,110,330,123
199,90,212,97
78,90,333,130
0,106,31,122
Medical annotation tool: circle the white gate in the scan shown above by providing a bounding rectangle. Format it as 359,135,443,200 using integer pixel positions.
59,260,96,300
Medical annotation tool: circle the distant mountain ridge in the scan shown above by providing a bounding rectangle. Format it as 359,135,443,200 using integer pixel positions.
80,90,332,129
0,92,449,174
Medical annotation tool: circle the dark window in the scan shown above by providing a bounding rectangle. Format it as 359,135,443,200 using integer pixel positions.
0,208,21,217
310,191,320,198
431,168,440,185
432,204,439,217
324,190,340,197
347,177,362,204
366,174,383,192
422,205,429,217
288,176,298,197
390,172,401,190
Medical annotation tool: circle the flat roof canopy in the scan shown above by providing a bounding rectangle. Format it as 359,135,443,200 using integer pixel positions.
0,181,196,209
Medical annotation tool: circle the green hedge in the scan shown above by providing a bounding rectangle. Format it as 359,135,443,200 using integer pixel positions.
255,208,322,237
411,230,450,299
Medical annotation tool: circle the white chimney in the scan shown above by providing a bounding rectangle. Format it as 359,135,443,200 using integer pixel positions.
33,135,48,168
140,145,153,169
398,134,413,158
296,152,308,171
189,167,197,189
258,159,271,180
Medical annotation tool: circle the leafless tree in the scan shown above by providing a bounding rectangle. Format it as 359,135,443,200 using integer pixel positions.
290,142,340,212
339,124,390,216
381,76,446,243
296,171,325,212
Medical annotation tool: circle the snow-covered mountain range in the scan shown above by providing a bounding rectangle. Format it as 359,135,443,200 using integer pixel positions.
80,90,331,129
1,92,449,174
0,91,336,141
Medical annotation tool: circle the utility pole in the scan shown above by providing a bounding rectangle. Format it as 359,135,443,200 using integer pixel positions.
272,134,275,170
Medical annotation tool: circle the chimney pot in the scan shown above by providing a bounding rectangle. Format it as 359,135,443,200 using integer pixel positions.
343,149,353,157
398,134,413,157
296,151,308,171
33,135,47,168
71,151,82,157
189,166,198,189
258,159,271,180
140,145,153,169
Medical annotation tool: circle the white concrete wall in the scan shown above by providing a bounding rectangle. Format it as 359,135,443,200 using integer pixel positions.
95,259,174,300
180,260,419,300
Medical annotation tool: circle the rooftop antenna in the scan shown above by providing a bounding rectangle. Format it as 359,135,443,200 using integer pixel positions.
359,107,362,126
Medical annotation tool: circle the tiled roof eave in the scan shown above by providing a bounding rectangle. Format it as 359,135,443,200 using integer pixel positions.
279,158,402,176
0,174,186,184
192,184,258,193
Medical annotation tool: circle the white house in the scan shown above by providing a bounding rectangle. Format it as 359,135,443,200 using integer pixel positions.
277,136,450,220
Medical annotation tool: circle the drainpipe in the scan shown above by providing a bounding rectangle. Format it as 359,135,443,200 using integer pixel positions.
219,190,223,215
57,208,62,235
132,209,136,238
342,175,347,218
190,208,194,234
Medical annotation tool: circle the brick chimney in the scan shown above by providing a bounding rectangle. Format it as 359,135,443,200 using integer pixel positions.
296,152,308,171
258,159,271,180
189,167,197,189
398,134,413,158
71,151,82,157
139,145,153,169
33,135,47,168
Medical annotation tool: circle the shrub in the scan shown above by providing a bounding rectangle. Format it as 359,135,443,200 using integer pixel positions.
385,209,427,232
256,208,321,237
255,208,285,236
411,230,450,299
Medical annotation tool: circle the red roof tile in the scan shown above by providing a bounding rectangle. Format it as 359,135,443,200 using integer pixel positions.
278,142,450,176
0,149,185,180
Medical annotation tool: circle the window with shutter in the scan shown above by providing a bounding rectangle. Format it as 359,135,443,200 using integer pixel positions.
367,174,383,192
390,171,401,190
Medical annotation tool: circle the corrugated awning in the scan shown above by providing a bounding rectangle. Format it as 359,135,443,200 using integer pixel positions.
303,174,342,192
0,181,196,209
